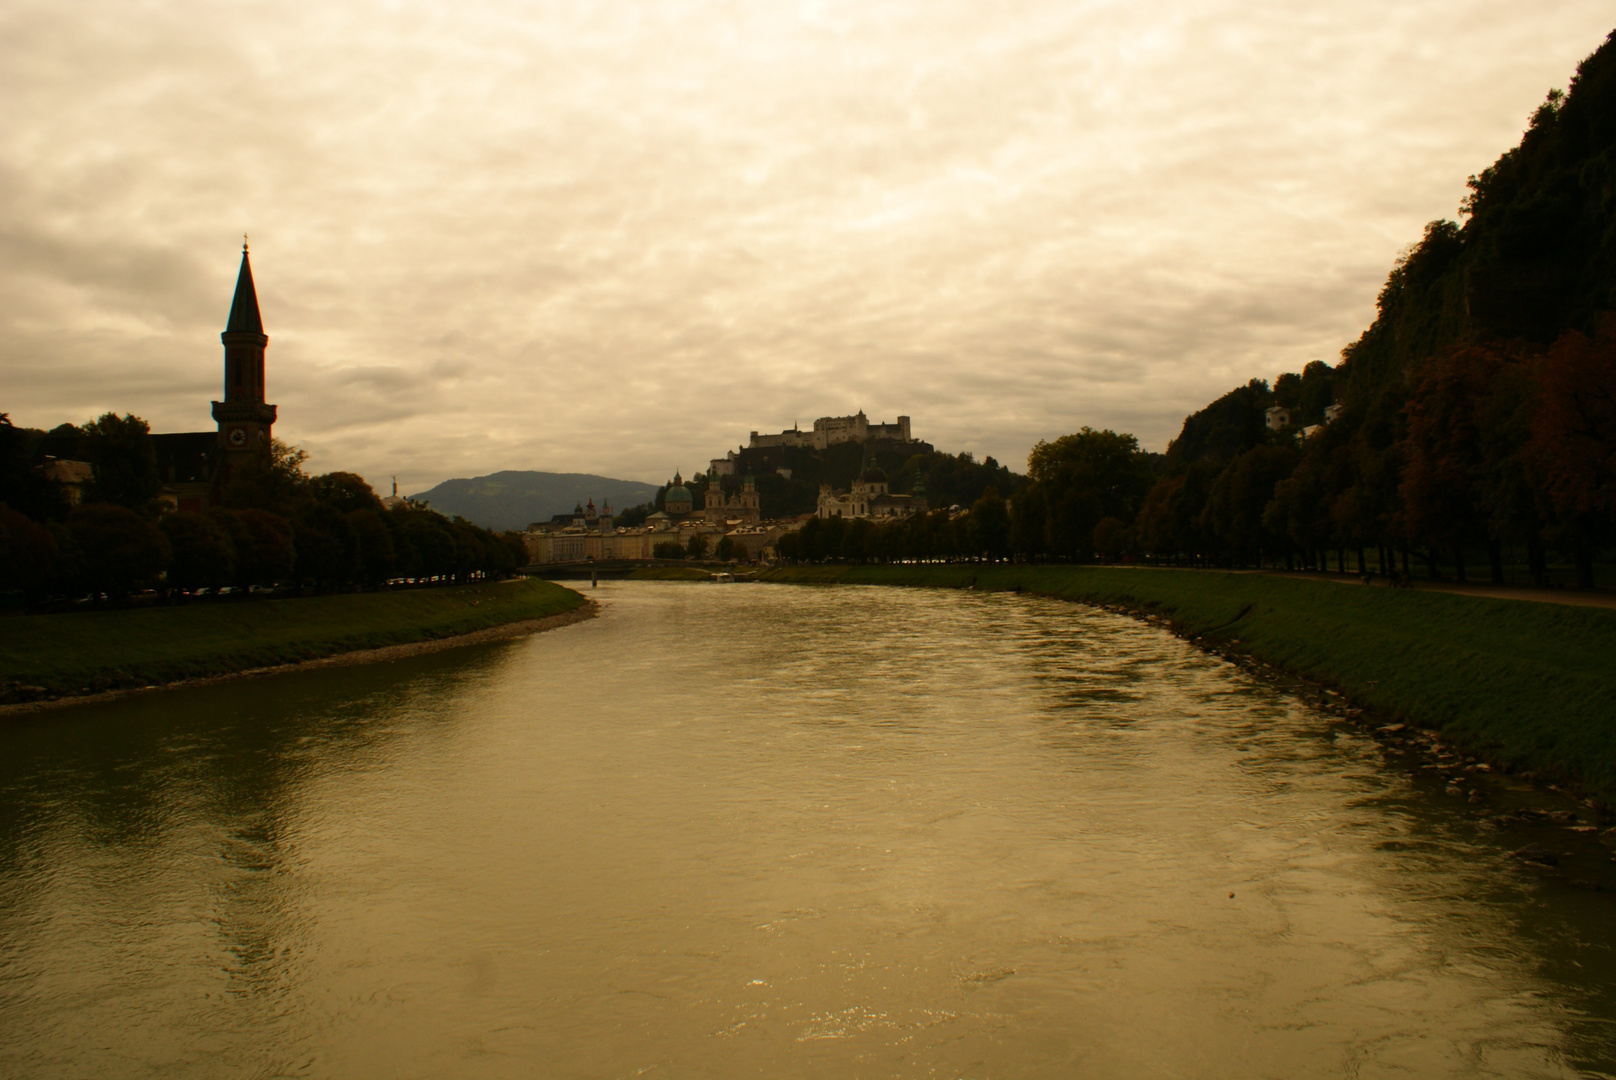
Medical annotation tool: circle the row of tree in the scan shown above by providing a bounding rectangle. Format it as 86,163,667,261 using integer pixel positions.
0,414,527,604
774,320,1612,583
1121,326,1615,586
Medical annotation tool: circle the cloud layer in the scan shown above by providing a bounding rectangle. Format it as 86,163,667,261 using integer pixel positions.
3,0,1611,491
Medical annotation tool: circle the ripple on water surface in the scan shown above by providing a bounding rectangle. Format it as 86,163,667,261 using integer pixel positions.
1,580,1613,1078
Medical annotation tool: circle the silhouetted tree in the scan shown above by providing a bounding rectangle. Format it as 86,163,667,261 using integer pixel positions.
1092,517,1127,562
969,487,1010,561
1202,444,1297,566
309,472,384,514
1162,380,1271,470
82,412,160,512
0,503,58,601
212,508,296,588
1136,463,1215,561
397,511,457,577
159,511,235,591
0,415,67,522
347,509,396,587
292,502,358,589
1022,428,1151,559
64,503,169,598
222,439,308,514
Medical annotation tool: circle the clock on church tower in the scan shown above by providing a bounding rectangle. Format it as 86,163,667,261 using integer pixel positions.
211,242,278,461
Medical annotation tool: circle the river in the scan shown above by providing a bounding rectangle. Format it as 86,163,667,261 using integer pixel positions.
2,581,1614,1078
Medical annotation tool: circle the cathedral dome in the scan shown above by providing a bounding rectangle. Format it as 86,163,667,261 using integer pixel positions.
665,484,693,514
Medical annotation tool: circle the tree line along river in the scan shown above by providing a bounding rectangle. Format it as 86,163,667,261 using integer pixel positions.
1,580,1613,1078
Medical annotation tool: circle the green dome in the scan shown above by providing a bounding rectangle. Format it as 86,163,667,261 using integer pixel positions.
666,485,692,504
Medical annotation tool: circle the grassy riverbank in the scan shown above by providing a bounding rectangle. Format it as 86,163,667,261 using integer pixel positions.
0,578,586,702
759,564,1616,801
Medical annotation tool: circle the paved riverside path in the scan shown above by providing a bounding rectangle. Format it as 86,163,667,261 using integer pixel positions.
1226,567,1616,610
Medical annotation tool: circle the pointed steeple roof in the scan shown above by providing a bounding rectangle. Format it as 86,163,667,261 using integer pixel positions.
225,243,263,334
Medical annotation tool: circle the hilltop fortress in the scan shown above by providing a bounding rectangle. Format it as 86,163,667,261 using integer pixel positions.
526,410,932,565
709,411,917,477
747,411,913,451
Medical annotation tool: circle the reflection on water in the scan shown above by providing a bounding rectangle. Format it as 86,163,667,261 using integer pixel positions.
2,582,1614,1078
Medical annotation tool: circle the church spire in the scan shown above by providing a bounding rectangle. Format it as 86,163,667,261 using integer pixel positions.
225,242,263,335
214,242,277,464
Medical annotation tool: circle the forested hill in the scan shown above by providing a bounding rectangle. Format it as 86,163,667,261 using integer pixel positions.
1167,29,1616,469
1098,30,1616,587
1339,29,1616,405
410,471,659,531
781,29,1616,583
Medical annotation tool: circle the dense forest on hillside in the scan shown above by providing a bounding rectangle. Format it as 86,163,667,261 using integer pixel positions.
783,30,1616,583
1145,30,1616,586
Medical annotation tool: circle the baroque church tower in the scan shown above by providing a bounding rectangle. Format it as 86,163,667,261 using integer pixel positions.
211,243,278,462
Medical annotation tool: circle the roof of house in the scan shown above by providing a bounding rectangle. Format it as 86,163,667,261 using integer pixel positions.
39,459,92,484
152,431,218,485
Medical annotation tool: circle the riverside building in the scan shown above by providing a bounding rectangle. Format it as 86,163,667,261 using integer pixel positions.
816,468,926,520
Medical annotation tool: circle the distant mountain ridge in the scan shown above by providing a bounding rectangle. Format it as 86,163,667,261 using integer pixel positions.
409,470,660,531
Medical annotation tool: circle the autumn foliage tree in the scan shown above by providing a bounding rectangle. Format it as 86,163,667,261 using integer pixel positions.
1530,317,1616,586
1399,345,1507,581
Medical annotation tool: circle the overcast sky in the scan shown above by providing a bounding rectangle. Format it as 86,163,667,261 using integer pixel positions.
3,1,1611,493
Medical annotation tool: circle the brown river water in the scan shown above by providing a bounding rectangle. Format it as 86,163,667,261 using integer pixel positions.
2,581,1615,1078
